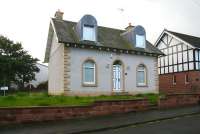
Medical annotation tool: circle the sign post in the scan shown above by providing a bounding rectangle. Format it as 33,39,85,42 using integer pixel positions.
0,87,8,96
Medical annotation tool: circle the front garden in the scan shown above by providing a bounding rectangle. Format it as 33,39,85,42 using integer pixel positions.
0,92,160,107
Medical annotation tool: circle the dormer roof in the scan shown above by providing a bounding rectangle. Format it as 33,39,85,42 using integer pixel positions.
44,18,163,62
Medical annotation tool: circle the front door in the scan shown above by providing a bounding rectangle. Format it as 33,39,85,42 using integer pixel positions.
113,63,122,92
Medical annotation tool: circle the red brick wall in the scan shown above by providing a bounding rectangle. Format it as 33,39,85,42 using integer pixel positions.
0,94,199,125
0,99,153,125
159,94,200,109
159,71,200,94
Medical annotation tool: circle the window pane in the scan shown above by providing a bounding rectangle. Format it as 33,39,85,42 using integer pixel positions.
161,67,164,74
84,68,94,82
189,62,194,70
183,51,188,62
164,56,168,66
136,35,145,48
178,52,182,63
188,50,193,61
165,67,168,73
173,54,177,64
198,51,200,61
174,65,178,72
183,63,188,71
83,26,95,41
137,71,145,84
178,64,183,72
195,50,199,61
196,62,199,70
84,62,95,68
83,61,95,83
169,66,173,73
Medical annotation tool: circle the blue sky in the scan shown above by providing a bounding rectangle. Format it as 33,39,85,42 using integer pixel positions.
0,0,199,63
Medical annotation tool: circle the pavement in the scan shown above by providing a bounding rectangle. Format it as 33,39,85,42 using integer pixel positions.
0,106,200,134
90,113,200,134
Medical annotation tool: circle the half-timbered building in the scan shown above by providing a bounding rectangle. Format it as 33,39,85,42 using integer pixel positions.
155,29,200,94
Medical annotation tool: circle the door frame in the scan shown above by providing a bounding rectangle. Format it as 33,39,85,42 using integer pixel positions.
111,60,125,92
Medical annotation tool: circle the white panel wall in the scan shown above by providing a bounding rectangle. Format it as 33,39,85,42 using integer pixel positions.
68,48,158,96
48,32,64,95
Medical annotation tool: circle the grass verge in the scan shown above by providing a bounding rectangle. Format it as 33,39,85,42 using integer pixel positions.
0,92,160,107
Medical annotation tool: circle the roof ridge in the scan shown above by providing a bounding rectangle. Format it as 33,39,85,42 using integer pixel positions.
52,18,125,32
167,30,200,39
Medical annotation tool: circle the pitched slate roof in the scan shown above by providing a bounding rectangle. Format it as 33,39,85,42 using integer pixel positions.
52,18,163,54
167,30,200,48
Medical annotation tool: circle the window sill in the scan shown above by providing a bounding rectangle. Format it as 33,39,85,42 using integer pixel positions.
82,83,97,87
137,84,148,87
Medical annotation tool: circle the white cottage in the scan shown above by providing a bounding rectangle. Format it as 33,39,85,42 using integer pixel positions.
44,10,163,96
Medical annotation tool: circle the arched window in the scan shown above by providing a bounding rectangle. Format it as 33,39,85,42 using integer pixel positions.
83,60,96,85
137,64,147,86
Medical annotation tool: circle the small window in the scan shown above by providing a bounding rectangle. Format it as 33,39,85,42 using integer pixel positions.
188,50,193,61
136,35,145,48
137,64,147,86
83,26,96,41
173,75,176,85
189,62,194,70
83,60,96,85
185,74,189,84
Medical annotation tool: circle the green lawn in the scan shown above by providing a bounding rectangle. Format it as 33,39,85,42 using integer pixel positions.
0,92,160,107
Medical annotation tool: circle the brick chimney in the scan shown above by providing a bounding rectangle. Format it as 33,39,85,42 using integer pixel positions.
54,9,64,20
125,23,134,31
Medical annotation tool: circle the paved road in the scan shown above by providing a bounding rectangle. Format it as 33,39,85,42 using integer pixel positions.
1,106,200,134
90,114,200,134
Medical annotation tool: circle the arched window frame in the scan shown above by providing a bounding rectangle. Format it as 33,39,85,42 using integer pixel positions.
136,64,147,86
82,59,97,86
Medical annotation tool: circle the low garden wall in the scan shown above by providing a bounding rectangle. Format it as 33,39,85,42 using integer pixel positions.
0,94,199,125
0,99,154,125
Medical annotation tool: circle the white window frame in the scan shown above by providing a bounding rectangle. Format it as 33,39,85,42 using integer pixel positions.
83,61,96,85
136,34,145,48
137,65,147,86
83,25,96,41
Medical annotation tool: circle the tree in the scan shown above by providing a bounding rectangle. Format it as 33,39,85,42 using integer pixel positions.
0,35,39,89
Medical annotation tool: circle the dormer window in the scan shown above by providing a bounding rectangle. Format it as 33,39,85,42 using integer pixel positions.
83,25,96,41
76,15,98,42
136,34,145,48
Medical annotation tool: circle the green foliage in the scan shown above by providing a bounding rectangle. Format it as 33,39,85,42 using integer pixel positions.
0,92,160,107
0,35,39,88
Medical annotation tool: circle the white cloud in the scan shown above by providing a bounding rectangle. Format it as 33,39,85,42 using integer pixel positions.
0,0,199,62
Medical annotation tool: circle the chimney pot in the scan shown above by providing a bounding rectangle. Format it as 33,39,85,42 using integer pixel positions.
54,9,64,20
125,22,134,31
